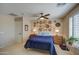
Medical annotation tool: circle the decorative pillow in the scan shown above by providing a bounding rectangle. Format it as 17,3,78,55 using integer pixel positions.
37,32,52,36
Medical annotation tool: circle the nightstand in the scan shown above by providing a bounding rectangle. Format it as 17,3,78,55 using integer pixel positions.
53,35,63,45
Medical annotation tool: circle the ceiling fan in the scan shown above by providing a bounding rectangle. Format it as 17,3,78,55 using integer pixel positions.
38,13,50,19
9,12,50,19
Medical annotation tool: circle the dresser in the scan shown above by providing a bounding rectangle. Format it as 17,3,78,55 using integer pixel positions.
53,35,63,45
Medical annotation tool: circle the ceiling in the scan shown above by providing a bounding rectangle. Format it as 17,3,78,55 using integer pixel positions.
0,3,77,19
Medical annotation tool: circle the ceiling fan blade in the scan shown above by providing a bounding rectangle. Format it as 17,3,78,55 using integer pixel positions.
44,14,50,16
40,13,43,16
43,16,48,19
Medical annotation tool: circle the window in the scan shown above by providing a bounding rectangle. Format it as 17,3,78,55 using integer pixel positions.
69,13,79,38
69,17,73,37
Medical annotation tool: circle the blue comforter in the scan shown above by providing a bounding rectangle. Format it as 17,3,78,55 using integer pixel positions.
24,35,57,55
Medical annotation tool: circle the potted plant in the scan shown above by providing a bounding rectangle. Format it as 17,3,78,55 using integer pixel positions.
66,36,78,45
66,36,79,54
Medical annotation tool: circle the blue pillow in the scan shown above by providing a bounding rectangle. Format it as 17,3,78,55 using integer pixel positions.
38,32,52,36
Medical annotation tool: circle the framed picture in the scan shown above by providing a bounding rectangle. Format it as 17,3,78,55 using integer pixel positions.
25,25,28,31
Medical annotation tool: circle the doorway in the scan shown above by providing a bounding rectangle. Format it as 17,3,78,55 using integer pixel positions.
15,17,23,43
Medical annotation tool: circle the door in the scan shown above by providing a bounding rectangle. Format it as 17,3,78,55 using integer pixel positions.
15,17,23,43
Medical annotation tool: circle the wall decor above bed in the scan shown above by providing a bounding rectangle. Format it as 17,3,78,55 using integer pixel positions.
31,19,54,35
55,22,61,27
31,18,63,36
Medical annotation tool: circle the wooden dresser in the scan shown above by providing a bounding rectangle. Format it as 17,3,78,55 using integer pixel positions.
53,35,63,45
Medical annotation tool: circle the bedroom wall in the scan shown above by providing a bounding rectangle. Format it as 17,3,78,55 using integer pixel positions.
0,15,16,48
51,19,63,36
0,15,31,48
31,18,63,36
23,16,33,41
0,15,63,47
23,17,63,41
63,5,79,38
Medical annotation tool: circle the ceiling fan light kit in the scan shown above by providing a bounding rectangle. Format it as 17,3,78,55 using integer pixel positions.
40,17,44,19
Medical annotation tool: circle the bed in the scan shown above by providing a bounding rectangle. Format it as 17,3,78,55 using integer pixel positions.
24,35,57,55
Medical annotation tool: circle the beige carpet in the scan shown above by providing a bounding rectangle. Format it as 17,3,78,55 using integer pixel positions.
0,42,73,55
